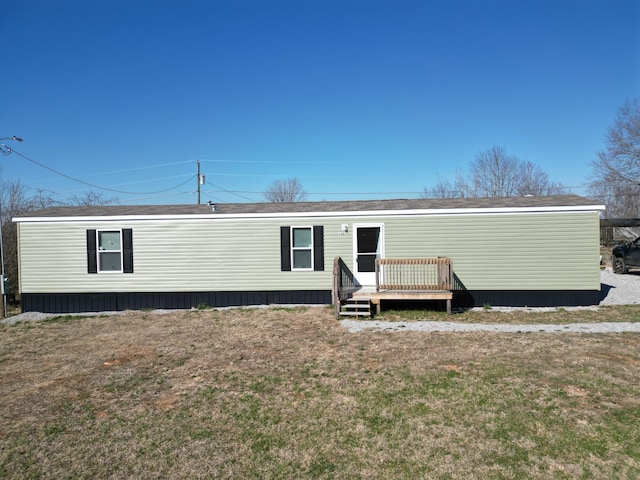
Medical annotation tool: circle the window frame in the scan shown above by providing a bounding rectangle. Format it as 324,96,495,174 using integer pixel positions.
87,228,133,274
290,226,314,271
96,229,124,273
280,225,323,272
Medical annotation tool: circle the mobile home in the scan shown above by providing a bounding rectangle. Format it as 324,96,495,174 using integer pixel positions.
13,195,604,313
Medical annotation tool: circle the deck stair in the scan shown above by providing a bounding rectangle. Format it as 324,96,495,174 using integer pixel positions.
339,297,372,317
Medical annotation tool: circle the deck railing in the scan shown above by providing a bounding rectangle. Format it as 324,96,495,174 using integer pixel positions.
332,256,357,316
375,257,453,291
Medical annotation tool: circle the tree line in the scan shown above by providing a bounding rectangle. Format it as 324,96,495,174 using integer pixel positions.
421,145,567,199
588,98,640,218
421,98,640,218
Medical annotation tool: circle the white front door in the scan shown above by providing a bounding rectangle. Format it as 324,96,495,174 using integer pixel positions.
353,224,384,287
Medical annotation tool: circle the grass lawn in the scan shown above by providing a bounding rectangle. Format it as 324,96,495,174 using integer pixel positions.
1,305,639,479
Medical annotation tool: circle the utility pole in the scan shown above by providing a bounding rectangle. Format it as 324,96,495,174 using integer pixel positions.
196,160,205,205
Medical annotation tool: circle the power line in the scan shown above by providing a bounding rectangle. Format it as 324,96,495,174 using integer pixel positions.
203,188,425,196
201,172,379,179
4,146,593,202
198,157,446,166
6,147,196,195
202,184,591,198
204,183,257,202
60,160,194,179
199,159,320,165
90,174,193,189
117,190,195,204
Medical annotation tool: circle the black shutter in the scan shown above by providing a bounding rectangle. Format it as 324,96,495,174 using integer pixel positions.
122,229,134,273
280,226,291,271
87,230,97,274
313,225,324,271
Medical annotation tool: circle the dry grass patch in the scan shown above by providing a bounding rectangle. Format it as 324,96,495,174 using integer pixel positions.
1,305,639,479
376,304,640,324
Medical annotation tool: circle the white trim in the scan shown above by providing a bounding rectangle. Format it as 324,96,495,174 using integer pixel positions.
353,223,385,287
290,226,314,271
97,229,123,273
13,204,606,223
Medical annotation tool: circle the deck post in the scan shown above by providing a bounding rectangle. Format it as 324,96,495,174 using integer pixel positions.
332,256,340,318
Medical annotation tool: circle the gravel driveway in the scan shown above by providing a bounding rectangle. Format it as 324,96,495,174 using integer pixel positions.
599,267,640,305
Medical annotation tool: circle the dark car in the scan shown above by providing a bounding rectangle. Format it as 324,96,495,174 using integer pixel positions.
612,236,640,274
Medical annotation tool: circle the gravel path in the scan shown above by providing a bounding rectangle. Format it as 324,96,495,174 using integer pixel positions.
341,267,640,333
341,320,640,333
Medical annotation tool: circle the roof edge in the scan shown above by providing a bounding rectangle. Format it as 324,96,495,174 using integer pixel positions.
13,203,606,223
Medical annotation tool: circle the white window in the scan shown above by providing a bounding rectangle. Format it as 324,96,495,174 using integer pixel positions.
97,230,122,272
291,227,313,270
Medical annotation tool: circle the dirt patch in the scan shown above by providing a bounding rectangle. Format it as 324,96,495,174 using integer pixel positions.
102,346,156,367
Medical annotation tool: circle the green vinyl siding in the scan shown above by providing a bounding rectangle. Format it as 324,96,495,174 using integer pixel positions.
16,210,600,294
381,210,601,290
18,219,346,293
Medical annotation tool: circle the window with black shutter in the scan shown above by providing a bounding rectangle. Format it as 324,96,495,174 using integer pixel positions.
87,229,134,274
280,225,324,271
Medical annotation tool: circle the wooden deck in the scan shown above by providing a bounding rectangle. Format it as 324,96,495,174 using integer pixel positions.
333,256,454,317
354,289,453,314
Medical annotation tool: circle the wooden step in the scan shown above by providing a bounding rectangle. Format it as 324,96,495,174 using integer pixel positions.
338,311,372,317
339,298,372,317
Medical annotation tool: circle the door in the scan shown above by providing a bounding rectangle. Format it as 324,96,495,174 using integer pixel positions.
353,224,384,286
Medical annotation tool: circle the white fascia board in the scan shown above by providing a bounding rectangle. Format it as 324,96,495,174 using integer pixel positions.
13,204,605,223
14,214,225,223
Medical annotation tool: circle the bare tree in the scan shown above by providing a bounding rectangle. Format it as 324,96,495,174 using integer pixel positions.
0,180,61,300
0,179,118,302
589,177,639,218
588,98,640,217
32,189,64,209
515,161,567,196
263,177,308,203
469,146,521,197
68,190,118,206
424,146,567,198
421,176,460,199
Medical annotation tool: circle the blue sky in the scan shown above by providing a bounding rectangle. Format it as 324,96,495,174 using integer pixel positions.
2,0,639,205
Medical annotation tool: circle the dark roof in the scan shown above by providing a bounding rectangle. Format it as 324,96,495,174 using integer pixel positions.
16,195,603,218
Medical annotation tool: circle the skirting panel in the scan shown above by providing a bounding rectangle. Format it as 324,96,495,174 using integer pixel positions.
452,290,602,308
21,290,333,314
21,289,601,313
